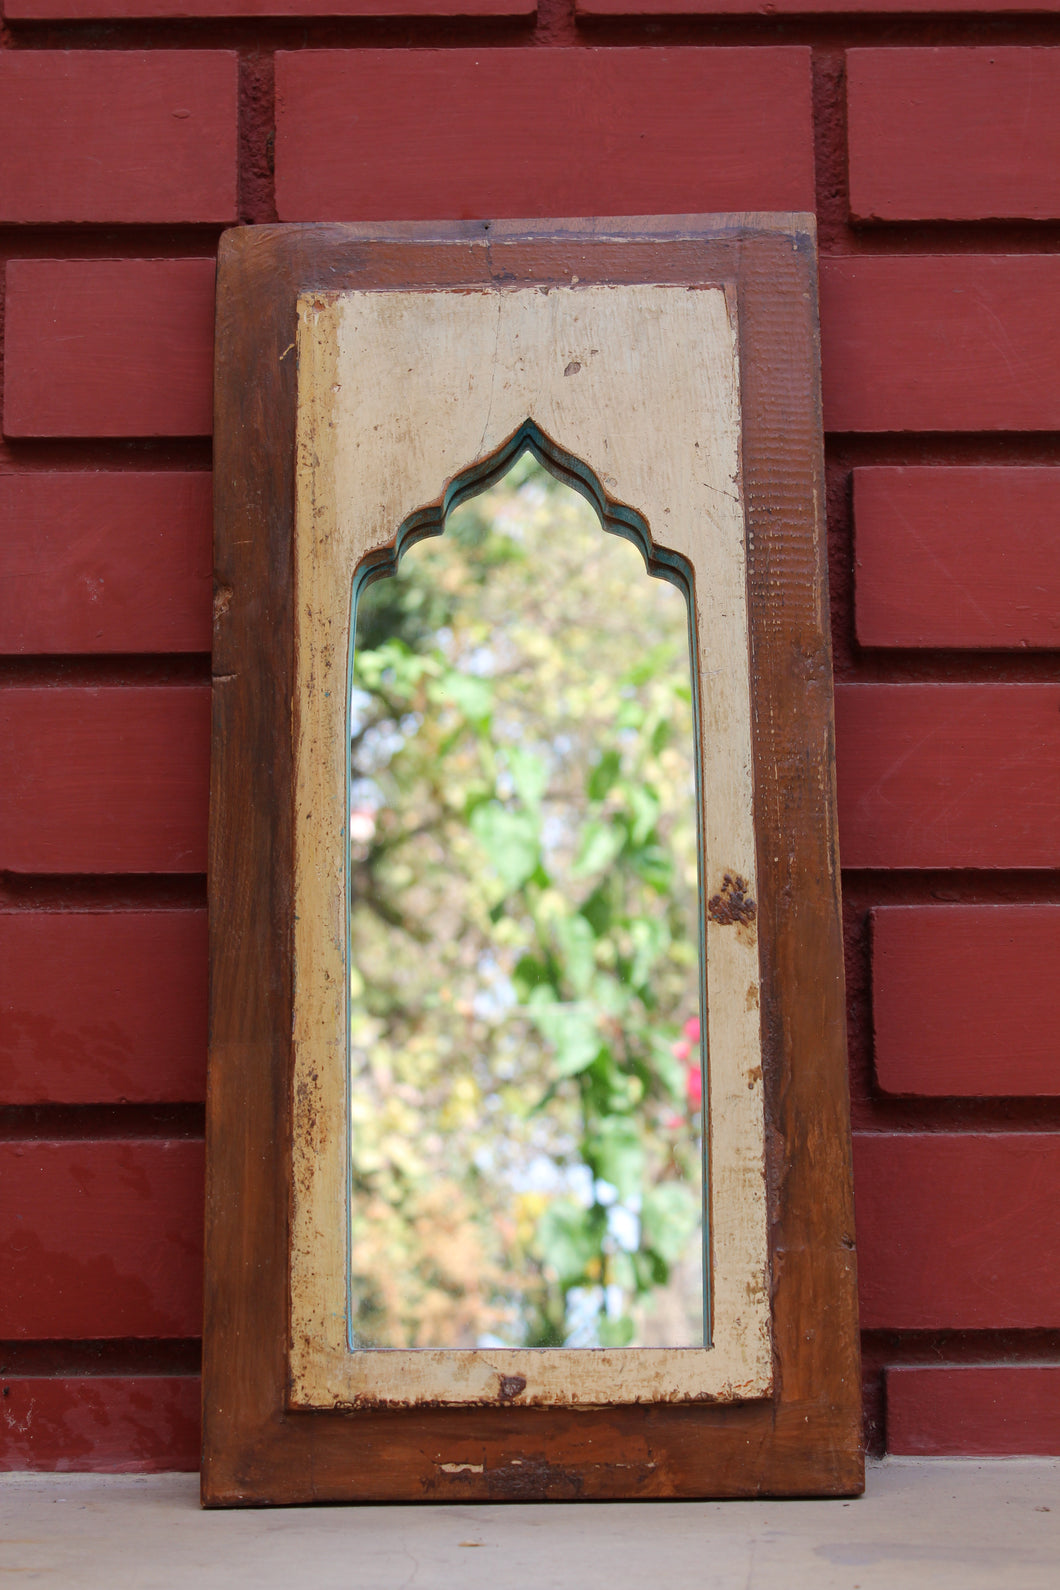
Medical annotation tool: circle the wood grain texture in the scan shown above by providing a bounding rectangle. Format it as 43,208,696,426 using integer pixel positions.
854,467,1060,650
273,51,815,221
0,473,212,655
205,218,858,1503
7,0,531,14
820,257,1060,433
291,284,767,1410
0,1141,204,1339
835,684,1060,870
0,687,209,875
0,52,237,224
854,1134,1060,1330
886,1366,1060,1456
0,911,207,1105
0,1377,200,1472
872,906,1060,1098
848,50,1060,223
3,260,215,439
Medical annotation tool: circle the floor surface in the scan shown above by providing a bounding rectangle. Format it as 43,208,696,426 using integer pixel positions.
1,1459,1057,1588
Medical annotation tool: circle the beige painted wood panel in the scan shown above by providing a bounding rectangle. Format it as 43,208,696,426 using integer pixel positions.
289,284,769,1408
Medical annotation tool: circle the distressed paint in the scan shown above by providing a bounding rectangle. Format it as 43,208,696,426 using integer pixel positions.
288,284,770,1408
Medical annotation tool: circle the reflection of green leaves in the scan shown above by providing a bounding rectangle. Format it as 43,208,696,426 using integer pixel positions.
579,887,613,940
586,1117,644,1201
633,1249,670,1289
629,915,668,991
630,844,673,894
512,953,554,1002
537,1200,599,1287
623,642,678,688
528,1001,600,1077
572,819,624,879
553,913,596,996
507,747,548,809
641,1183,698,1268
626,783,660,846
470,802,539,893
432,671,493,726
650,718,673,756
355,638,428,697
597,1314,635,1348
587,749,621,802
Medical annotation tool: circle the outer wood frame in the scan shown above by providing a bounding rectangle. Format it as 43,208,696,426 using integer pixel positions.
205,216,861,1505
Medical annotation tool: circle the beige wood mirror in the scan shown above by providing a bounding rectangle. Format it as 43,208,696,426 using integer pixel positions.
204,216,861,1505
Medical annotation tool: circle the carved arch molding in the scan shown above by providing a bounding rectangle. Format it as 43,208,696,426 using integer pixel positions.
205,218,861,1506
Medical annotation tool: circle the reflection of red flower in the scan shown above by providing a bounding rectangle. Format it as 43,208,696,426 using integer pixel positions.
673,1014,703,1111
350,808,376,843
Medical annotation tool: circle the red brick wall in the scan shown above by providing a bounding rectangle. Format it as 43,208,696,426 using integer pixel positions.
1,10,1058,1471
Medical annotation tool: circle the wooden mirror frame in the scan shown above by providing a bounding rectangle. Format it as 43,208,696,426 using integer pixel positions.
204,216,861,1506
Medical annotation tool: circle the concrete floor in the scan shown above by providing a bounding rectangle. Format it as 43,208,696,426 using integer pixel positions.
1,1460,1057,1588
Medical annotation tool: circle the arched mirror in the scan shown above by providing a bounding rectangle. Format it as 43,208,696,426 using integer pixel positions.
205,217,860,1505
348,447,705,1355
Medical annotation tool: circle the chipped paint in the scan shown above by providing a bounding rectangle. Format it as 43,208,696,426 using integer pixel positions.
288,286,770,1411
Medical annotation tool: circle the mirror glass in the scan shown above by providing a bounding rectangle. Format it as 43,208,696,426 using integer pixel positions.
348,455,705,1351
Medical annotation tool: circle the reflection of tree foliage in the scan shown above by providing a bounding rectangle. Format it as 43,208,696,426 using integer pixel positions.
349,457,704,1351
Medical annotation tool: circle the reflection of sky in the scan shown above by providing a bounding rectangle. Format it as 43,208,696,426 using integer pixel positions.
469,1148,646,1347
563,1285,627,1348
473,1148,588,1200
470,957,517,1020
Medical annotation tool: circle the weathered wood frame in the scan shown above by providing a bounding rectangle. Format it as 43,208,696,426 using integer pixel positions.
205,217,861,1505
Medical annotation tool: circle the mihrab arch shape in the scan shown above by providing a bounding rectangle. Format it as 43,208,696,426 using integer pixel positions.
346,425,709,1356
353,416,698,594
205,217,861,1505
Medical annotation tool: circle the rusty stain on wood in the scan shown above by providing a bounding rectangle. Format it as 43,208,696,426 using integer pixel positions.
707,874,758,928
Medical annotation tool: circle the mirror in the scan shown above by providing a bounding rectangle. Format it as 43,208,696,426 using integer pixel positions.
206,223,860,1504
348,455,705,1352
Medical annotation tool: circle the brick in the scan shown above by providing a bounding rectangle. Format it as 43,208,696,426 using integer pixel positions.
887,1367,1060,1457
0,687,210,874
0,911,208,1105
848,49,1060,222
854,467,1060,650
0,53,236,224
872,906,1060,1097
3,261,215,439
0,1141,204,1339
274,48,815,221
0,1377,200,1472
0,473,212,654
578,0,1054,12
8,0,530,15
821,257,1060,433
835,684,1060,870
854,1134,1060,1330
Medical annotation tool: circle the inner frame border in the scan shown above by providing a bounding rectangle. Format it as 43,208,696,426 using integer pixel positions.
287,283,769,1409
